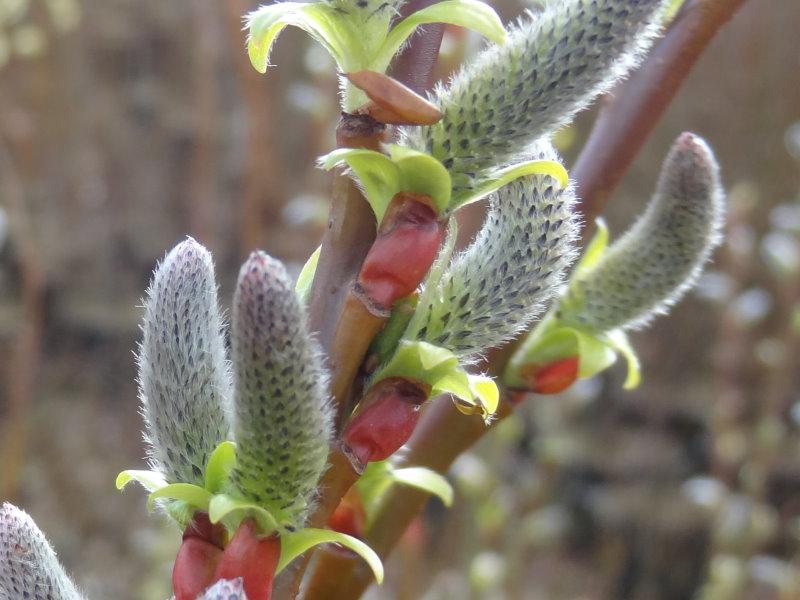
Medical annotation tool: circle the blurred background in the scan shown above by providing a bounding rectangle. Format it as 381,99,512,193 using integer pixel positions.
0,0,797,598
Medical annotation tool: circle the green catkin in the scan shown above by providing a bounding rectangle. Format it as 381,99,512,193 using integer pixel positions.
560,132,725,332
137,238,232,488
404,0,667,193
0,503,84,600
229,252,333,530
408,142,579,358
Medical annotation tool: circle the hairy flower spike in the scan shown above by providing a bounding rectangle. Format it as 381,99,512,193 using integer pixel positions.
405,0,666,192
230,252,333,530
409,142,578,358
0,503,84,600
560,132,725,331
137,238,232,488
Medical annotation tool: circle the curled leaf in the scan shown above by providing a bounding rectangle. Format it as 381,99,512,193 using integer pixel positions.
116,469,168,493
246,3,357,73
277,528,384,584
207,494,279,535
373,0,506,73
450,159,569,210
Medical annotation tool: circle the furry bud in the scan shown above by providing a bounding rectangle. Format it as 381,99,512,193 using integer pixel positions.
198,578,248,600
0,503,84,600
405,0,666,193
138,238,232,488
230,252,333,529
560,132,725,331
410,143,579,358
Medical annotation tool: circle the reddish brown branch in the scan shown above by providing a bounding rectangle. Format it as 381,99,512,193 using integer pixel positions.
0,145,46,500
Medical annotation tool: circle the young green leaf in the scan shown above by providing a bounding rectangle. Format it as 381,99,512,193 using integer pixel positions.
277,528,384,584
372,0,506,73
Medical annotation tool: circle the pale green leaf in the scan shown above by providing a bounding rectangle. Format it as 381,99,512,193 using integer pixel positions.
575,219,609,275
147,483,212,512
430,369,472,401
604,329,641,389
319,148,400,221
391,467,454,507
208,494,278,534
373,0,506,73
246,3,360,73
450,159,569,211
277,528,384,584
296,245,321,304
204,441,237,494
388,145,451,213
417,340,458,371
468,373,499,419
571,328,617,379
115,469,168,493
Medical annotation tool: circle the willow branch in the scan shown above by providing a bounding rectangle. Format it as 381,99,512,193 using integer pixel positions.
301,0,750,597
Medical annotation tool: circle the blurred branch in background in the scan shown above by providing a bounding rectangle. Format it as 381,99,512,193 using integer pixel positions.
0,144,45,500
224,0,286,256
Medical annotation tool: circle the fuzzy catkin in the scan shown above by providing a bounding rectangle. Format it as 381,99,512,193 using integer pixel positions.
0,503,84,600
405,0,666,193
409,142,579,358
560,132,725,332
199,578,248,600
137,238,232,488
230,252,333,529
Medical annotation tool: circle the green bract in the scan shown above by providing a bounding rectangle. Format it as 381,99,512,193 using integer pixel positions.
358,460,454,524
372,339,499,422
246,0,505,110
117,440,238,527
320,145,567,221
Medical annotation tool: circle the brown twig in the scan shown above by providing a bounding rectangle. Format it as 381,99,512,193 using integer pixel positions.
223,0,286,255
300,1,750,597
0,144,46,500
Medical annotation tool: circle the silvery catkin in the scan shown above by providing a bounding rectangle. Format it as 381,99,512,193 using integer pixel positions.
559,132,725,331
405,0,667,193
199,578,248,600
0,503,84,600
408,142,579,358
229,251,333,530
137,238,232,488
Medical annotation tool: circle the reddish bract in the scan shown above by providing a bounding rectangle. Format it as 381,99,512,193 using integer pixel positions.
173,537,223,600
328,488,367,539
213,518,281,600
342,377,427,468
173,512,227,600
358,193,444,309
521,356,580,394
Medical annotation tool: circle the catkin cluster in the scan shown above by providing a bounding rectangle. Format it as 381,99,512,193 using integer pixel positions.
138,240,333,531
